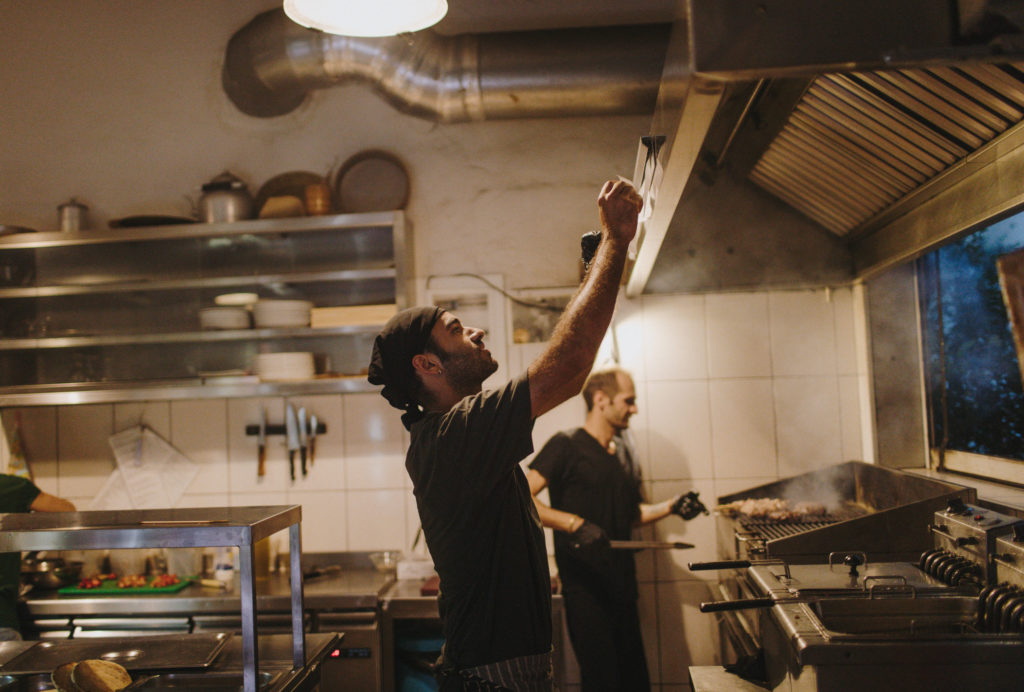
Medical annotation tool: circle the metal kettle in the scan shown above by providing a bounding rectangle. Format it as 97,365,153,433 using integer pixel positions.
198,171,253,223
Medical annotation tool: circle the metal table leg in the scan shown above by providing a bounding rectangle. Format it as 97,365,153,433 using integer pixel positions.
290,522,306,668
240,540,258,692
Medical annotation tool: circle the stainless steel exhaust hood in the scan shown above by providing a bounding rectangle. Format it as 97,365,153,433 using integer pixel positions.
630,0,1024,295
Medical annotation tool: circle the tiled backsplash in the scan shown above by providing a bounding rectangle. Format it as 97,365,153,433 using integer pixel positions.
1,285,871,688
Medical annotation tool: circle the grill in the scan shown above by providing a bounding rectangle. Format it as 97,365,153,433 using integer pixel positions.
716,461,973,564
697,493,1024,691
739,518,839,541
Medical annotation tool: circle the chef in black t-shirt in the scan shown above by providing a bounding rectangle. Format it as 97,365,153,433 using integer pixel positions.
527,367,703,692
368,180,643,691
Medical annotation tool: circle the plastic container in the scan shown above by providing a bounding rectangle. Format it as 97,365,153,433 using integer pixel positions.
213,547,234,590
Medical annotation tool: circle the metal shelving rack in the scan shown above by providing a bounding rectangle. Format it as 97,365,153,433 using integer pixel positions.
0,212,410,406
0,505,304,692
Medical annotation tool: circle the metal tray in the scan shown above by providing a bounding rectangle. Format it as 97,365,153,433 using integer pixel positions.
0,633,231,675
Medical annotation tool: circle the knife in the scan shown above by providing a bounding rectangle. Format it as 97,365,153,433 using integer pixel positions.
257,407,267,479
308,413,318,466
285,403,299,482
608,540,695,550
297,406,308,477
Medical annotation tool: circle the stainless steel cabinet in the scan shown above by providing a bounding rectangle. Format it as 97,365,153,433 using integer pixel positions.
0,212,411,405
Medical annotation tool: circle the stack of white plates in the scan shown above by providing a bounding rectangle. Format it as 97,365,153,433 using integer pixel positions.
252,299,313,328
255,352,315,381
199,307,250,330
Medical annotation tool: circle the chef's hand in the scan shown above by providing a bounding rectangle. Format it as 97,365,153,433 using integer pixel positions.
670,491,709,521
598,180,642,246
569,520,611,562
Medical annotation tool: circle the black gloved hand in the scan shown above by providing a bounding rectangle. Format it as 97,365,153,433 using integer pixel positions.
569,519,609,549
671,491,709,521
569,520,611,565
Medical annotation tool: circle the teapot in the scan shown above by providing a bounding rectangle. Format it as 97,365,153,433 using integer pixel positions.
198,171,253,223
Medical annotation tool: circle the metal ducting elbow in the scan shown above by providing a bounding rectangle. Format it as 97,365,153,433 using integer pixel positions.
222,8,670,122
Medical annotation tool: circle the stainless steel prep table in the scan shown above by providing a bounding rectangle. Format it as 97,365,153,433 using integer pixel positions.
0,505,304,692
25,568,393,690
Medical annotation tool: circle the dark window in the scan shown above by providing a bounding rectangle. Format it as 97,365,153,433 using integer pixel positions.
918,212,1024,461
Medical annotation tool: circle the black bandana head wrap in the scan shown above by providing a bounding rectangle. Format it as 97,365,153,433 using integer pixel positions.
368,306,445,430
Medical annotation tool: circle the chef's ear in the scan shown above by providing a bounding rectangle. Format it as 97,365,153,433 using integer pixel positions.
412,353,443,376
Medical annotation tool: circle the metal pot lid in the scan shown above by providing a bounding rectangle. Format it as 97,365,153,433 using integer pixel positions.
333,150,409,213
202,171,248,192
58,197,88,211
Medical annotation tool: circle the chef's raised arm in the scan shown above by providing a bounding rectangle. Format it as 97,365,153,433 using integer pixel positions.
527,179,642,419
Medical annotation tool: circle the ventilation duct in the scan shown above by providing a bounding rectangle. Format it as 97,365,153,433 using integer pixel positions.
223,9,670,121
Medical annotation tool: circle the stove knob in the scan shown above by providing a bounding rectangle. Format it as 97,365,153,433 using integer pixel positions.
946,498,968,514
843,553,863,576
957,536,979,546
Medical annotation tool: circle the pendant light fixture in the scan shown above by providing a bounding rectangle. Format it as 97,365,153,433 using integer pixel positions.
283,0,448,37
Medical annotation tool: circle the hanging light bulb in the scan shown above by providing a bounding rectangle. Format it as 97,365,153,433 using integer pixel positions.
283,0,448,37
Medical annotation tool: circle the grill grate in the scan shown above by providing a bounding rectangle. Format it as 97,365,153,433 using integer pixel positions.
740,518,840,540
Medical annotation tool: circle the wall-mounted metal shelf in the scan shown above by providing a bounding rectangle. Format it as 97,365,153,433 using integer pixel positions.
0,376,377,408
0,212,409,406
0,267,395,299
0,324,382,351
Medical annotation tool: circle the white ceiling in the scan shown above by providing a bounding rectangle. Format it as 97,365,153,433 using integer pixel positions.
434,0,680,35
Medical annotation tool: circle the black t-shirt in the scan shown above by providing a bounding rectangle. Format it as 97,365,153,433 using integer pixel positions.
406,373,551,668
0,474,41,631
530,428,643,600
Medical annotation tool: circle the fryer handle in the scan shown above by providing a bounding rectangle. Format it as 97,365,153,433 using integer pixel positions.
688,560,752,571
699,598,775,613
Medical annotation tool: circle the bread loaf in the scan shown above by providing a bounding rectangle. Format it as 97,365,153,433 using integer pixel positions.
70,659,132,692
51,661,82,692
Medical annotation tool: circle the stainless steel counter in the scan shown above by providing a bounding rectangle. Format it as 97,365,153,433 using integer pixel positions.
380,579,441,619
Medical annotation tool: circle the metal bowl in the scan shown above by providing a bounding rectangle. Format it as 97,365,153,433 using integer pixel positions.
369,551,400,573
21,558,82,590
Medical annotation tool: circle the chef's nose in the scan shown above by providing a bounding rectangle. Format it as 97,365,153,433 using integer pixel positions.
469,327,486,342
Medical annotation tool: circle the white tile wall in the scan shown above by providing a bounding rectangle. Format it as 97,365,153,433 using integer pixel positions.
773,376,843,477
6,285,870,691
769,290,839,376
709,379,777,479
644,381,713,481
641,295,708,381
705,293,772,378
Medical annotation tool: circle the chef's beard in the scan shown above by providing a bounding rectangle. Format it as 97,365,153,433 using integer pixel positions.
439,348,498,392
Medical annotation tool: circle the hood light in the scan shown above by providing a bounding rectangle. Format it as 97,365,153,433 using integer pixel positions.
283,0,448,37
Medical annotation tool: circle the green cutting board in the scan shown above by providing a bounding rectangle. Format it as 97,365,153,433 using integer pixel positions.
57,576,194,595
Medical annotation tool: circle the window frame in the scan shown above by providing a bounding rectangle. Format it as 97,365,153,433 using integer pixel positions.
918,204,1024,480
